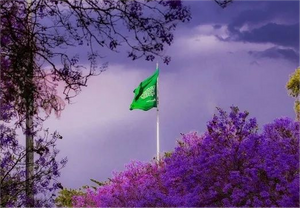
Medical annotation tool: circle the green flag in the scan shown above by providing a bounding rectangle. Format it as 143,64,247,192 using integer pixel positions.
130,68,159,111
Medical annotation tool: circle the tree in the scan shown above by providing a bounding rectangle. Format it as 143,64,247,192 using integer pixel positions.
0,121,67,207
72,107,299,207
1,0,191,126
286,67,300,121
55,179,105,207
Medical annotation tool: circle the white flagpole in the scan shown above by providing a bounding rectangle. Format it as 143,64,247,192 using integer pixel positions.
156,62,160,162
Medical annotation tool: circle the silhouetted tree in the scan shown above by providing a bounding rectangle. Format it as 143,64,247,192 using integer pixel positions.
1,0,191,127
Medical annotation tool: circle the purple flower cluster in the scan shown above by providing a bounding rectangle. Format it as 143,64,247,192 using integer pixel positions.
73,161,167,207
72,107,299,207
0,124,67,207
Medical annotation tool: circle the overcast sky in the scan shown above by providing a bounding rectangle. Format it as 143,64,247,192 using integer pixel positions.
41,0,299,189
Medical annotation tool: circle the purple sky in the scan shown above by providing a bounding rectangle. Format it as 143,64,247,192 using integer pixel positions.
41,0,299,188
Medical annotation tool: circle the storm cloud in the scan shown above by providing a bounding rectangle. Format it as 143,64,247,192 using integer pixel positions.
249,47,299,64
228,23,299,49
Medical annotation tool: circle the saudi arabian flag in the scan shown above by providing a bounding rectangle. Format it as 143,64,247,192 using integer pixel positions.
130,68,159,111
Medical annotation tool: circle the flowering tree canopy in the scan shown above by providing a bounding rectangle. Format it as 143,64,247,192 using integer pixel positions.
72,107,299,207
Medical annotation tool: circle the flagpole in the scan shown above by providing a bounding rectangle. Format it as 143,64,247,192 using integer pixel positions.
156,62,160,162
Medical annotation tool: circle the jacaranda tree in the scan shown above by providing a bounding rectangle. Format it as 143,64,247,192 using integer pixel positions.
72,107,299,207
0,107,67,207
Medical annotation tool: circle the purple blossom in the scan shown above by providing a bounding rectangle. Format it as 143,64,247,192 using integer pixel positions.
0,124,67,207
72,107,299,207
